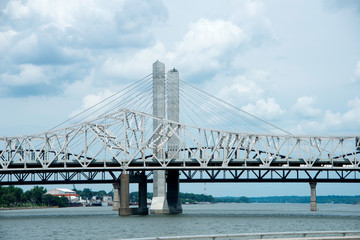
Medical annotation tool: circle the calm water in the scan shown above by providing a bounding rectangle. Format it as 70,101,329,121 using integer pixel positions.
0,203,359,240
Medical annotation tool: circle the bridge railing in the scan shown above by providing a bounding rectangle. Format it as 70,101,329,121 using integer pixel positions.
120,231,360,240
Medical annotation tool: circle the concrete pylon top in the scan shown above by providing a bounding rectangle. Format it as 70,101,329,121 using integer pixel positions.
153,60,165,72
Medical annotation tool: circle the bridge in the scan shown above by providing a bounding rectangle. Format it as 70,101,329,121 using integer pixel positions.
1,61,359,215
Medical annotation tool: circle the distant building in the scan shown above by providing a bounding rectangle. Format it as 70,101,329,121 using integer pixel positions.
46,188,80,202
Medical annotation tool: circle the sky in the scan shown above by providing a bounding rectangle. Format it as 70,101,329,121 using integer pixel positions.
0,0,360,197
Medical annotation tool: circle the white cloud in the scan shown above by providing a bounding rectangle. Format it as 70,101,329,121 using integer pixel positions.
0,0,169,97
233,0,265,20
82,90,115,109
100,16,257,80
242,98,284,121
292,96,322,118
294,97,360,134
355,61,360,78
206,69,272,107
2,0,121,32
173,18,245,75
115,0,167,32
70,89,115,118
63,69,95,97
3,0,31,20
337,97,360,126
0,64,48,86
178,19,244,53
245,0,264,17
101,42,167,79
2,0,151,53
216,77,264,105
0,30,17,53
231,0,276,45
328,98,360,128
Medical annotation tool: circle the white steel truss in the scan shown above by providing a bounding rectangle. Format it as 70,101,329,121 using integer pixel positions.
1,109,359,171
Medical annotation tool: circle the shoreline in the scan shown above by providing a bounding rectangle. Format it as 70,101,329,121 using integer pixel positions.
1,202,359,211
0,206,58,211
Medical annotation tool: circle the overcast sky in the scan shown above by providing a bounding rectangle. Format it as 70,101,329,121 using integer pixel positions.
1,0,359,196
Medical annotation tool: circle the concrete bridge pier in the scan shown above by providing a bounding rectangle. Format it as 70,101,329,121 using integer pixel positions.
310,182,317,211
167,170,182,214
119,172,131,216
131,171,149,215
150,170,170,214
112,182,120,211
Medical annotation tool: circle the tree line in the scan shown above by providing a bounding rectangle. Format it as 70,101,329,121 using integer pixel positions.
73,188,110,201
6,185,357,208
0,186,68,208
128,191,251,204
251,195,360,204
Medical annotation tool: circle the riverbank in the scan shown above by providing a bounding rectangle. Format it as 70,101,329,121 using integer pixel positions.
0,206,58,211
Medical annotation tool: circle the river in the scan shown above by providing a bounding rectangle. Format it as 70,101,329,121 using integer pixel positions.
0,203,359,240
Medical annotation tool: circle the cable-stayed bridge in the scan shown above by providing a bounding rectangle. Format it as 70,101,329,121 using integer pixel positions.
1,61,359,215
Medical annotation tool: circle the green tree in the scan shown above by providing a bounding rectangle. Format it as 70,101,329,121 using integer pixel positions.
12,186,24,205
43,194,69,207
0,186,24,207
81,188,93,200
21,190,32,203
25,186,47,205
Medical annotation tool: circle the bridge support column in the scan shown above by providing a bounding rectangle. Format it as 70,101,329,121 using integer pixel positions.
150,60,170,214
131,171,149,215
310,182,317,211
150,170,169,214
167,170,182,214
112,182,120,211
166,67,182,214
119,172,131,216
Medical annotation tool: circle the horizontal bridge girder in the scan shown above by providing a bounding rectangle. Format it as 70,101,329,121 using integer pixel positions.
1,169,359,185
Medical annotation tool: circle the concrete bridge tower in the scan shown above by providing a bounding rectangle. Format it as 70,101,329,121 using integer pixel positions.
150,61,182,214
113,61,183,215
150,60,170,214
166,68,182,214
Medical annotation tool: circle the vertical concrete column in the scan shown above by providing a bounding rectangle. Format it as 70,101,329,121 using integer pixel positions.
132,171,149,215
166,68,182,214
119,172,131,216
167,68,179,125
151,170,169,214
139,172,148,209
150,60,169,214
310,182,317,211
167,170,182,213
112,182,120,211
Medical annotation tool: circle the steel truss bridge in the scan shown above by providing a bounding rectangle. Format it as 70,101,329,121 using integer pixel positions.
1,109,359,185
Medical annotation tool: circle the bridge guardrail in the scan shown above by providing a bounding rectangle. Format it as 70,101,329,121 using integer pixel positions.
120,231,360,240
